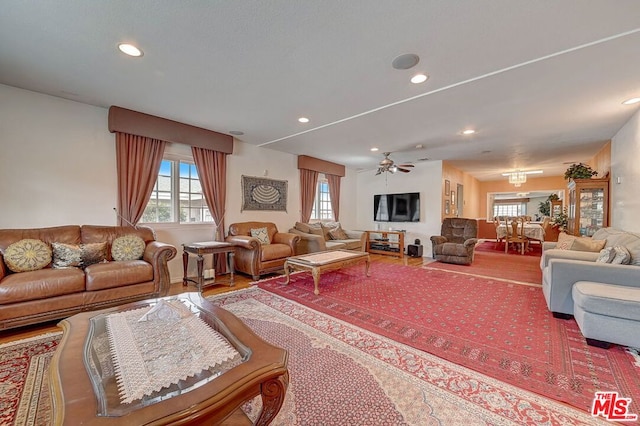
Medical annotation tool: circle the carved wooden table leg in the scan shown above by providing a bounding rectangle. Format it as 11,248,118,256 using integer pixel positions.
312,267,321,295
283,260,291,285
255,372,289,426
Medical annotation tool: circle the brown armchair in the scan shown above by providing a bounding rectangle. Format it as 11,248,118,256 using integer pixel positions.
430,218,478,265
226,222,299,281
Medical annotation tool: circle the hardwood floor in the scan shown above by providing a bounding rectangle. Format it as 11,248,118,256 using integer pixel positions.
0,253,428,344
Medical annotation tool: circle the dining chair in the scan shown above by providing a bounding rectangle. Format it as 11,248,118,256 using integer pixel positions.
504,217,529,254
493,216,504,249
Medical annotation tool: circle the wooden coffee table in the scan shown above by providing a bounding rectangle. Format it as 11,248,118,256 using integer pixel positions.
283,249,370,295
49,292,288,425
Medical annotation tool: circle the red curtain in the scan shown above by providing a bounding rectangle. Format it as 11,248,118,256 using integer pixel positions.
115,132,166,225
192,146,228,272
299,169,319,223
326,174,341,221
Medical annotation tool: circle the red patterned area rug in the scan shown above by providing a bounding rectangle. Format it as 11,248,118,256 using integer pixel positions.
1,291,609,426
0,332,59,426
475,240,543,257
257,262,640,417
214,288,604,425
425,250,542,284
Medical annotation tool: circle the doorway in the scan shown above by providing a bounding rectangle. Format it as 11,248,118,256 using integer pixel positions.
456,184,464,217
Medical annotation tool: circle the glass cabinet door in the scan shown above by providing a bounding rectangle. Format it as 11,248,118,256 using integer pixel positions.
578,187,605,236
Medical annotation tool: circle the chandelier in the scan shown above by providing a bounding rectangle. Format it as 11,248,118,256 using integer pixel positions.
508,171,527,187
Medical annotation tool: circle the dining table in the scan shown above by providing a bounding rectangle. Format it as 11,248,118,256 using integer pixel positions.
496,222,545,241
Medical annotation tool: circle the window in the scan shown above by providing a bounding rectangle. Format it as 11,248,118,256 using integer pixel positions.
141,159,213,223
493,202,525,218
310,178,333,220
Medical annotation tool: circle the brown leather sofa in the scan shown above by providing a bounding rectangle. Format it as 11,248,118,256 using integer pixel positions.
0,225,177,330
288,221,366,255
226,222,299,281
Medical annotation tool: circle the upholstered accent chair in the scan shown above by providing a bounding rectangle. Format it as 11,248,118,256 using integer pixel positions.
226,222,299,281
430,218,478,265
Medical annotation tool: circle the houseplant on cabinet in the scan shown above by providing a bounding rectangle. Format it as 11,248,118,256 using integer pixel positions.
563,163,598,180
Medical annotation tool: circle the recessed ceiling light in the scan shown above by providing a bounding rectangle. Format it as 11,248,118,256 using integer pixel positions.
298,117,310,123
370,147,379,152
118,43,143,57
229,130,244,136
462,129,476,135
410,74,428,84
622,97,640,105
392,53,420,70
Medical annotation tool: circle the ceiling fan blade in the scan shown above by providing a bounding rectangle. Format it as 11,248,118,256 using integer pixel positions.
397,167,411,173
375,168,382,175
398,164,414,168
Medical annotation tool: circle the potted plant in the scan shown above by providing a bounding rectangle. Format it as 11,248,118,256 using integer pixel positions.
563,163,598,180
551,207,569,233
538,193,559,217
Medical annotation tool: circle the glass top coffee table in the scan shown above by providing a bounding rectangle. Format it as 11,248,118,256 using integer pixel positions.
49,292,288,425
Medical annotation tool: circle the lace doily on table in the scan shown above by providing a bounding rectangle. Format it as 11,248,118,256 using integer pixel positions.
106,300,241,404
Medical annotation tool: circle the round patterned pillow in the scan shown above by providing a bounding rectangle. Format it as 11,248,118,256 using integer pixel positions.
111,235,146,261
4,239,52,272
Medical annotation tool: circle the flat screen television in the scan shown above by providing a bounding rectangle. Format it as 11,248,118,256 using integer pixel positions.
373,192,420,222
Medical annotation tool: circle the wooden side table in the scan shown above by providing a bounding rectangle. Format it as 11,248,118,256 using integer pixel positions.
183,241,236,291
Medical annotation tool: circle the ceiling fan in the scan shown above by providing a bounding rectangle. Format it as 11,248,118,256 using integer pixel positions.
375,152,415,175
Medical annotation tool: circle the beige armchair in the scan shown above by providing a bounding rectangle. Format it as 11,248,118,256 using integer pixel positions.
430,218,478,265
226,222,299,281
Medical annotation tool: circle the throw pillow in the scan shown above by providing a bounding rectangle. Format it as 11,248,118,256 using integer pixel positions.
250,227,270,245
111,235,146,261
52,242,109,268
556,233,575,250
82,242,109,267
611,246,631,265
571,237,607,252
596,247,616,263
320,223,332,241
4,239,52,272
328,227,349,240
52,242,82,268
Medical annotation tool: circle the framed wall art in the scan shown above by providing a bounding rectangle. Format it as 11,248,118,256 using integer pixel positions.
241,175,288,212
444,200,450,215
445,179,451,196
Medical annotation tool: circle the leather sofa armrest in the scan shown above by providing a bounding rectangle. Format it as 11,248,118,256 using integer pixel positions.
288,229,327,254
226,235,260,251
273,232,300,251
143,241,177,296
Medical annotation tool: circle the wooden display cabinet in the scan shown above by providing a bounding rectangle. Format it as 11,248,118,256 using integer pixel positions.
567,177,609,236
365,230,405,258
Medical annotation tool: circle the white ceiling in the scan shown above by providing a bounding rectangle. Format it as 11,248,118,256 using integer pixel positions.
2,1,639,181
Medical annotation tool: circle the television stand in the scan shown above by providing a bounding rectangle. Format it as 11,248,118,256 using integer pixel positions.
365,230,404,258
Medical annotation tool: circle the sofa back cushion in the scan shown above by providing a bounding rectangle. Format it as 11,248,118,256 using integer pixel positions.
81,225,155,261
0,226,81,272
591,227,640,266
228,222,278,241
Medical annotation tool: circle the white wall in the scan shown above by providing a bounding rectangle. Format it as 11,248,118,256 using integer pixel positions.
0,84,359,281
611,108,640,233
0,84,117,226
355,161,443,257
